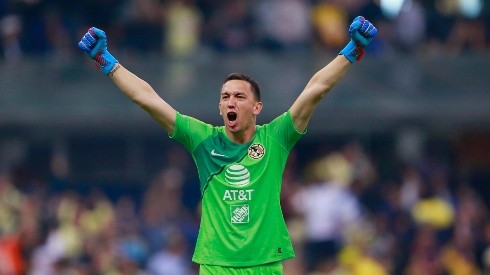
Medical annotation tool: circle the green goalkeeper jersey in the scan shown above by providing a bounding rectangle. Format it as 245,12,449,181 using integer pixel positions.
171,111,304,267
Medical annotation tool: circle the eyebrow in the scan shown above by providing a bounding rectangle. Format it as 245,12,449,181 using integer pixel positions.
221,90,246,96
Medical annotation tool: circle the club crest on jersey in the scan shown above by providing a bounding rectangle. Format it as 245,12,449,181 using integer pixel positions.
248,143,265,159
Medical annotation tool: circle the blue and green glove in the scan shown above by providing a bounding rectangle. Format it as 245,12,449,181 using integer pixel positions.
340,16,378,63
78,27,118,75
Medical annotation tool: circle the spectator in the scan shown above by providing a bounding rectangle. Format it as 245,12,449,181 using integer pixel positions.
311,1,349,50
441,225,481,274
121,0,164,53
403,225,445,274
255,0,312,51
146,228,194,275
203,0,254,51
410,184,455,231
393,0,426,53
446,1,487,54
164,0,202,57
0,14,22,62
292,151,362,273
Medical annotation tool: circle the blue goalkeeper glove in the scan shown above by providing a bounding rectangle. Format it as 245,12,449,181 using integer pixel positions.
78,27,118,75
340,16,378,63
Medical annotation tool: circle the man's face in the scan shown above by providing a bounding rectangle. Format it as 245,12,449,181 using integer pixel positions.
219,79,262,134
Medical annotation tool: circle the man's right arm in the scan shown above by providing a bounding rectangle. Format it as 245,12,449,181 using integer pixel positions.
290,16,377,133
109,64,177,135
78,27,177,135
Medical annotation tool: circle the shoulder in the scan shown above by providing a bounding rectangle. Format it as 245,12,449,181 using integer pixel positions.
260,111,295,131
176,113,219,132
172,113,221,146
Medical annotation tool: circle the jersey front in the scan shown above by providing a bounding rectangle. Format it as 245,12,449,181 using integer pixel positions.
171,111,304,267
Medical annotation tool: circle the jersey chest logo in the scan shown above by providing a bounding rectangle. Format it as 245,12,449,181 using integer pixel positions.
248,143,265,159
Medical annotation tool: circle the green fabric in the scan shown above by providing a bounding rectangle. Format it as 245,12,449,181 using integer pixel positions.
199,261,283,275
171,111,304,267
193,129,253,194
170,113,252,193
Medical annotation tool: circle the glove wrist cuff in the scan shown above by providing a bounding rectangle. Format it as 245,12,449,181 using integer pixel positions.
94,50,118,75
339,40,365,63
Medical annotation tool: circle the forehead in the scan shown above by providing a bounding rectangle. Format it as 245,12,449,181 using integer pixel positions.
221,79,253,94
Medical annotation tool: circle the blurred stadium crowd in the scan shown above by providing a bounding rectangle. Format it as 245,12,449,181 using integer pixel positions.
1,137,489,274
1,0,490,275
0,0,489,62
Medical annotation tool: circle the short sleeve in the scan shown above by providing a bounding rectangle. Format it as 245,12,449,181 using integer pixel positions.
265,111,305,151
171,112,214,153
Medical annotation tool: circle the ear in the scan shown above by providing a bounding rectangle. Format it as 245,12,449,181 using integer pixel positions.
253,102,263,115
219,103,222,115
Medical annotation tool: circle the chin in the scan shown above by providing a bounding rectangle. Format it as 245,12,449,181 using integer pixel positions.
227,122,243,133
227,126,239,133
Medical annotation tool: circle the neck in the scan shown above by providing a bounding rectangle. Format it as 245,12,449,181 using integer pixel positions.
226,126,256,144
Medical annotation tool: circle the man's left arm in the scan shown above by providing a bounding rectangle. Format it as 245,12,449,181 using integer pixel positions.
290,16,377,132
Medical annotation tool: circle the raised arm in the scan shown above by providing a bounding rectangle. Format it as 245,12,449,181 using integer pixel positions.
290,16,377,132
78,28,177,135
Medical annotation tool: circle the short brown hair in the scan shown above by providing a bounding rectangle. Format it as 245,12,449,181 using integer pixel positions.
223,73,261,101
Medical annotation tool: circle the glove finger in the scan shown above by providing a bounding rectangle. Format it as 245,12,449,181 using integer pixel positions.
359,20,370,33
84,32,96,45
78,41,92,53
361,22,377,38
84,27,108,58
90,27,107,40
349,16,365,35
78,29,97,53
80,34,95,48
353,16,365,27
359,20,378,39
367,25,378,38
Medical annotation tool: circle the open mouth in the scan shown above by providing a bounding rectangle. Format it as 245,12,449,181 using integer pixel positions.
227,112,237,122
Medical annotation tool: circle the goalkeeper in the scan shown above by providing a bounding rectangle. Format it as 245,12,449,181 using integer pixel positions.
78,16,377,275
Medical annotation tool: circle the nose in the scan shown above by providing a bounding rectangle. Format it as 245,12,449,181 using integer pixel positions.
227,96,237,107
